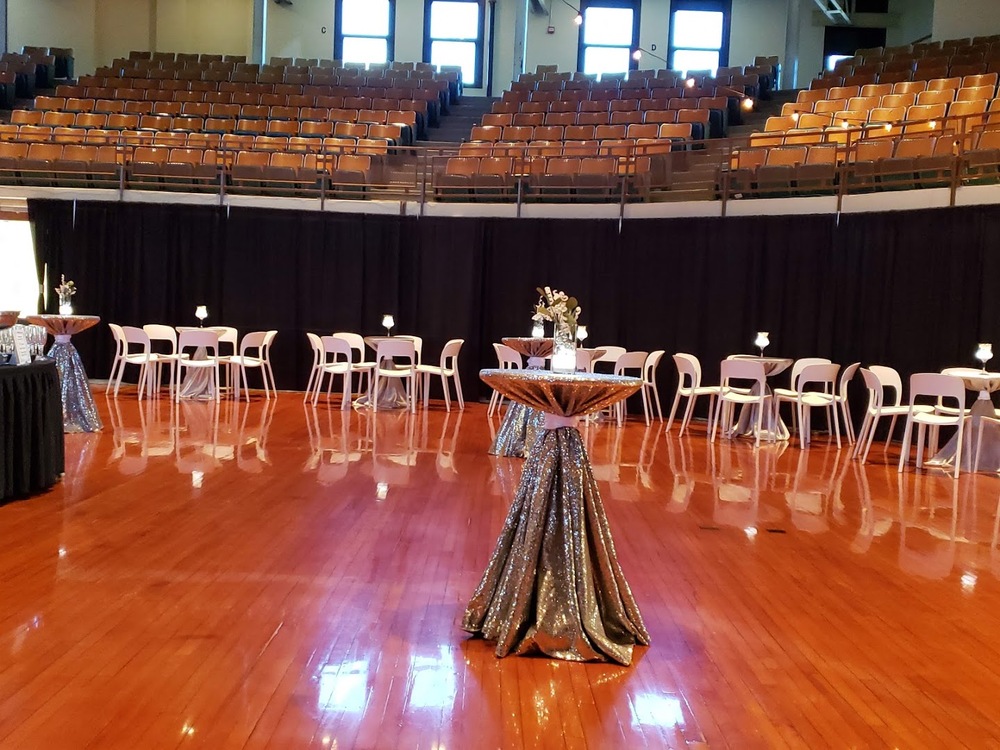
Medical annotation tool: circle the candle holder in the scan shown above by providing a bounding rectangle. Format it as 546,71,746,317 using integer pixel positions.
754,331,770,358
195,305,208,327
976,342,993,372
576,325,588,343
382,314,394,337
531,321,544,339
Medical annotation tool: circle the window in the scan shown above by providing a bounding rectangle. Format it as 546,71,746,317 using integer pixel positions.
424,0,484,87
668,0,731,76
578,0,640,79
335,0,395,66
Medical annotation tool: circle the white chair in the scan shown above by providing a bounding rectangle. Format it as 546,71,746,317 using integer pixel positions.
396,334,423,366
304,332,324,403
854,365,930,464
174,329,221,403
106,323,127,394
417,338,465,411
773,357,833,431
113,326,158,400
665,353,720,437
314,335,355,408
710,358,772,446
229,330,276,401
373,338,418,413
143,323,183,397
897,373,966,479
835,362,860,445
591,345,626,373
333,331,376,397
614,350,649,425
792,362,842,448
488,343,522,417
642,350,665,422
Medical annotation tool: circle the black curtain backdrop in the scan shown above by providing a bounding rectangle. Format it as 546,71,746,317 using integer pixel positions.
26,199,1000,409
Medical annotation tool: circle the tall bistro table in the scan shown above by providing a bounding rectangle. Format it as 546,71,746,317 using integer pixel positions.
489,337,553,458
926,368,1000,472
0,359,64,501
464,369,650,665
26,314,103,433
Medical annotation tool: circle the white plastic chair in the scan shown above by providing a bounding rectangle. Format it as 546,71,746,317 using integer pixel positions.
642,350,665,423
106,323,127,394
373,338,417,413
665,353,720,437
488,343,522,417
174,329,221,403
792,362,842,448
229,330,276,401
773,357,832,431
835,362,860,445
113,325,158,400
854,365,930,464
143,323,183,397
614,350,649,425
333,331,376,397
304,332,324,403
417,338,465,411
314,335,354,408
897,373,966,479
591,345,626,373
710,358,772,446
395,334,423,366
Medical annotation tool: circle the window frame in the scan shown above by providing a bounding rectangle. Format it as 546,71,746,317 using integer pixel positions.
422,0,486,88
334,0,396,65
667,0,732,75
576,0,642,76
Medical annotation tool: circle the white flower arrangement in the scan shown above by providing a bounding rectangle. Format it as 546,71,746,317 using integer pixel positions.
532,286,581,338
55,274,76,301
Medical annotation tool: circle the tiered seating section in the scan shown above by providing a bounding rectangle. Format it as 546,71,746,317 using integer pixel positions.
0,52,462,197
437,58,777,201
728,37,1000,197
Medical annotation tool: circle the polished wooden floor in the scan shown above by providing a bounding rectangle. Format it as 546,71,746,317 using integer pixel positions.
4,389,1000,748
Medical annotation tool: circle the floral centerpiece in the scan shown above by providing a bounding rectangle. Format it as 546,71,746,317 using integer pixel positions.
56,275,76,315
533,286,581,373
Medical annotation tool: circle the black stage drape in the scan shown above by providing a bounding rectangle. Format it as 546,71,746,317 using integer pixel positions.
26,199,1000,407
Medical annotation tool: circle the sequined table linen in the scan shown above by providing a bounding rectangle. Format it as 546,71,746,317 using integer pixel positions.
465,369,650,665
926,368,1000,472
26,315,103,433
489,338,555,458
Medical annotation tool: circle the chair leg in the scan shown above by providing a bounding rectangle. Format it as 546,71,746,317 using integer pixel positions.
441,373,451,412
680,395,696,437
342,370,351,410
897,415,914,472
666,388,682,432
652,382,663,421
953,423,963,479
916,423,926,469
885,415,898,449
831,402,841,449
709,396,722,442
454,372,465,409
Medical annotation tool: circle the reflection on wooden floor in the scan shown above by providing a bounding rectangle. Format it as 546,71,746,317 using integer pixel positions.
3,389,1000,746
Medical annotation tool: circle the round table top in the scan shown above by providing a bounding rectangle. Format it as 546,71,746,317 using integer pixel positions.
502,337,554,359
0,311,18,329
731,354,793,376
480,369,641,418
942,367,1000,392
26,314,100,336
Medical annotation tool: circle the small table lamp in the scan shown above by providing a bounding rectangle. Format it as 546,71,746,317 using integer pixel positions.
531,321,544,338
754,331,770,358
195,305,208,327
576,325,588,343
976,342,993,372
382,314,394,337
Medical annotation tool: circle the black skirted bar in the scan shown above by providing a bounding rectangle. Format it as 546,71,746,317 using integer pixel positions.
0,360,65,502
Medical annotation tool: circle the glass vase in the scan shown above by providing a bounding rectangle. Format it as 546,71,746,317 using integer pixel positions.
550,317,577,374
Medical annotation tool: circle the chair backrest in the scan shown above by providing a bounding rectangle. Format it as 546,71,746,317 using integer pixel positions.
860,367,884,412
593,345,626,365
869,364,903,407
320,334,352,362
177,329,219,356
720,358,766,389
614,350,648,375
839,361,860,398
644,350,665,382
376,338,416,366
333,331,366,362
672,352,701,389
396,334,422,364
796,362,840,392
909,372,965,410
217,326,238,354
306,331,323,366
143,323,177,353
493,342,522,369
108,322,125,354
122,325,151,355
239,330,268,356
790,357,832,389
439,338,463,368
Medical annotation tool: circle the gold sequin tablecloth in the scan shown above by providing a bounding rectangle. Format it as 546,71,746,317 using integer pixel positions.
465,369,650,665
488,338,555,458
26,315,103,433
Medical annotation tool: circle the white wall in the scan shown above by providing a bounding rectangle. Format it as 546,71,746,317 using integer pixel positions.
933,0,1000,42
8,0,97,73
156,0,253,58
265,0,334,61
